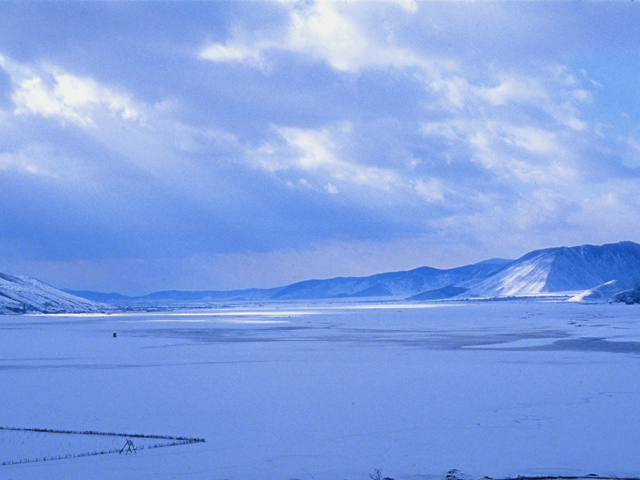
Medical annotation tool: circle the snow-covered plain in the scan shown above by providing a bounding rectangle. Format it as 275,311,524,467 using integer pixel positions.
1,301,640,480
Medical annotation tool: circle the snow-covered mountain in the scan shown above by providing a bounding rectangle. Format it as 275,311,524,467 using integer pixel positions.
0,273,108,314
463,241,640,299
270,258,511,300
267,241,640,301
70,258,512,306
66,241,640,306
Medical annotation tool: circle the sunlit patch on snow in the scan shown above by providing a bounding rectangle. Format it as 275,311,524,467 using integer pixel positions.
463,338,562,349
323,302,458,310
32,313,109,318
142,318,290,324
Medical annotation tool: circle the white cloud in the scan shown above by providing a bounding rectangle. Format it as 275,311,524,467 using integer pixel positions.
417,60,603,192
494,123,566,157
284,1,418,72
423,117,577,185
413,178,445,203
421,122,462,141
199,1,426,74
194,1,607,247
0,55,143,127
13,76,91,125
249,122,459,208
480,75,547,107
623,137,640,168
0,149,53,178
0,52,254,210
0,145,103,192
428,187,584,262
277,126,338,172
392,0,418,13
514,189,575,231
200,41,266,68
253,124,403,193
325,183,339,194
429,74,473,110
286,2,365,72
430,69,593,135
197,0,595,164
560,181,640,246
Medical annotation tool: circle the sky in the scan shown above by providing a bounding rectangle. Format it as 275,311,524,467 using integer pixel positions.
1,1,640,295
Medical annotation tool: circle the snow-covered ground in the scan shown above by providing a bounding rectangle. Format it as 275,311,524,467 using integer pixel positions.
1,301,640,480
0,427,190,464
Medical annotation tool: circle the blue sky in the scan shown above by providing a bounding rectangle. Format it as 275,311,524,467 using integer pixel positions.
1,1,640,294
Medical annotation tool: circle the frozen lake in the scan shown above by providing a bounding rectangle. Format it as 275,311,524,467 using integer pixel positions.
1,301,640,480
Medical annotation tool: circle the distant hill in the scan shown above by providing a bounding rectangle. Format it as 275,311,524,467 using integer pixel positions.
65,258,512,306
270,258,511,300
0,273,108,314
64,287,283,306
115,241,640,303
8,241,640,313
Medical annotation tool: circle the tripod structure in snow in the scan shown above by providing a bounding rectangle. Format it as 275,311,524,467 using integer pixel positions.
120,439,136,454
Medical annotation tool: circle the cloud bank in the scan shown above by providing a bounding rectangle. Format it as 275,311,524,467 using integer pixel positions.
0,1,640,293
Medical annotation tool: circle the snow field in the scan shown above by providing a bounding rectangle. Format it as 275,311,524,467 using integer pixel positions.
0,427,193,465
1,302,640,480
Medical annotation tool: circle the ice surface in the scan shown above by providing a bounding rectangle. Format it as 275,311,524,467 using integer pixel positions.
1,301,640,480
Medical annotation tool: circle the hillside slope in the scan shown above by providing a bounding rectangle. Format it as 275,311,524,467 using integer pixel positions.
271,259,510,300
0,273,108,314
463,241,640,298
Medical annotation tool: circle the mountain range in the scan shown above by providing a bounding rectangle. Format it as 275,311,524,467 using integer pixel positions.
3,241,640,313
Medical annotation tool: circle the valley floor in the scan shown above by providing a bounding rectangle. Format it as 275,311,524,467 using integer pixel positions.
1,301,640,480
